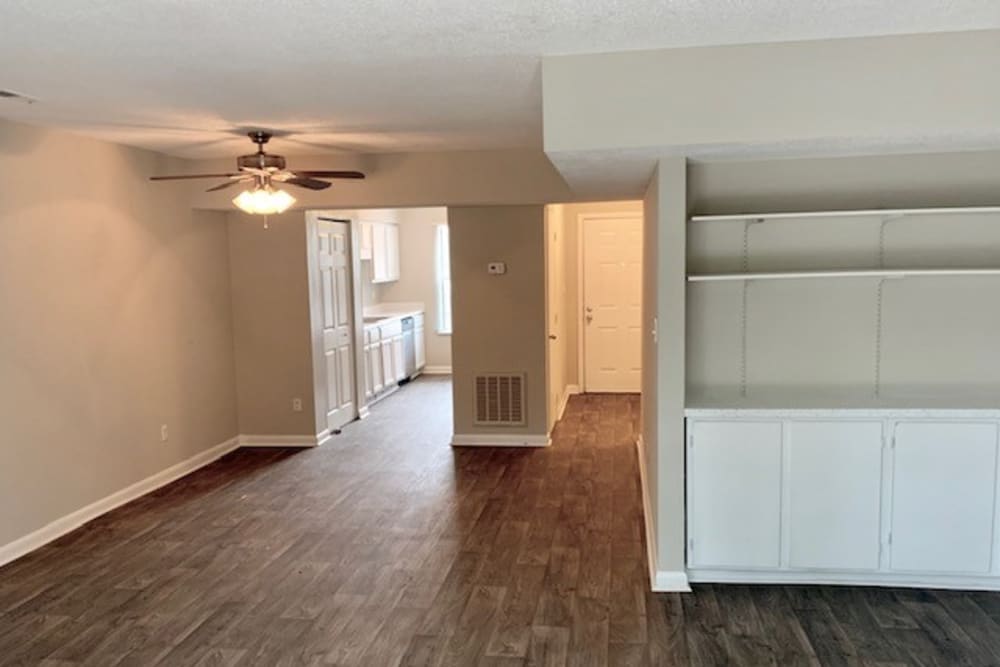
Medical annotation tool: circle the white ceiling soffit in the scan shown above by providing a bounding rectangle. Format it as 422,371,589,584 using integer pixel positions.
1,1,999,159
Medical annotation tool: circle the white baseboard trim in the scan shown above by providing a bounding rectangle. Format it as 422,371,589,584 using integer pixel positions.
0,436,240,568
688,568,1000,592
636,436,691,593
654,570,693,592
451,434,551,447
315,429,333,447
238,434,319,448
421,365,452,375
556,384,582,424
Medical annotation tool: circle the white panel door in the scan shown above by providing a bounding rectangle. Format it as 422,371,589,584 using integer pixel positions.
318,220,356,432
582,215,642,393
787,421,883,571
689,420,783,569
890,421,998,574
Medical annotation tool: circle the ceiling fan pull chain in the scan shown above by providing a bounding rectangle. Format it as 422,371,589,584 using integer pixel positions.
263,215,270,230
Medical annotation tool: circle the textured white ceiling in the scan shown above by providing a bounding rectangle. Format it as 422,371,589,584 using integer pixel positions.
1,0,999,158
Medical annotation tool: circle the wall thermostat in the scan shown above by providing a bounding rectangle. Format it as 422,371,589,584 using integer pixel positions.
487,262,507,275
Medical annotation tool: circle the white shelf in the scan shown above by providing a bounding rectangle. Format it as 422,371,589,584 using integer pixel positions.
690,206,1000,223
688,268,1000,282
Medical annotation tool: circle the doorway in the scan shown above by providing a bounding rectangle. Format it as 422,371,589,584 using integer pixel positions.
544,201,644,434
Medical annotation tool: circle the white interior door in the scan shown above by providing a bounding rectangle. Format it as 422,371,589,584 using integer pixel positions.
581,214,642,393
318,220,356,432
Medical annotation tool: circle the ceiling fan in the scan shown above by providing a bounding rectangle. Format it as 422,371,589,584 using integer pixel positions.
149,131,365,214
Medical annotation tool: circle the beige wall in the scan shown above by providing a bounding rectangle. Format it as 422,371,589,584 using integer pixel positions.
375,207,452,369
227,211,316,436
0,118,238,548
641,159,688,576
190,150,576,211
544,30,1000,154
450,206,548,437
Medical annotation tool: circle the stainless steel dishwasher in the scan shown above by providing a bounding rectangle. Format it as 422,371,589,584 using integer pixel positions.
401,316,416,381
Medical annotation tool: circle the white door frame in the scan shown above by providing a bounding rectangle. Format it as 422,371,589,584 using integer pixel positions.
309,214,365,433
576,211,643,393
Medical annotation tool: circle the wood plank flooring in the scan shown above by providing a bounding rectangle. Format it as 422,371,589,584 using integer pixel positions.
3,376,1000,665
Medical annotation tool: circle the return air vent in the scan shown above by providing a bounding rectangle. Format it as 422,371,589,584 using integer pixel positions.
474,374,526,426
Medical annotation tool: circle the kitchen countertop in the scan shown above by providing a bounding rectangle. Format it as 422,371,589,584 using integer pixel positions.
362,302,425,327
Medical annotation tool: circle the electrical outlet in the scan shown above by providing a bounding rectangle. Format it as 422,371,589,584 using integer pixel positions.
292,398,303,412
160,424,169,442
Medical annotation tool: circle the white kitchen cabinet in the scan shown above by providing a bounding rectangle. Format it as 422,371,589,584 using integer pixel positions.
414,317,426,370
787,421,883,571
392,336,405,382
380,339,394,388
360,222,374,261
687,413,1000,590
688,420,783,569
890,421,998,575
369,222,400,284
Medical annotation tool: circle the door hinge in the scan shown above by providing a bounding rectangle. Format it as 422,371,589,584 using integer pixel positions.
887,531,893,546
689,538,695,553
688,433,694,449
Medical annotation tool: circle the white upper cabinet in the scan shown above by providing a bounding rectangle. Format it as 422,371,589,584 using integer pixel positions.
368,221,400,284
890,421,999,575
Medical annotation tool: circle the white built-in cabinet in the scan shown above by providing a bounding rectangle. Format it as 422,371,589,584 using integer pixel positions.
361,221,400,283
362,313,426,404
414,314,426,370
687,415,1000,589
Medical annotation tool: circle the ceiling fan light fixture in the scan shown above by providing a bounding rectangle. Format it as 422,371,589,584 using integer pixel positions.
232,186,296,215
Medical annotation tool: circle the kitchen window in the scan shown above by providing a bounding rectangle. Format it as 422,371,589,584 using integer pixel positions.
435,224,452,334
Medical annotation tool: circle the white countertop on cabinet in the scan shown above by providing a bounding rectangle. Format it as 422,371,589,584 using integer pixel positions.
686,387,1000,419
362,302,425,327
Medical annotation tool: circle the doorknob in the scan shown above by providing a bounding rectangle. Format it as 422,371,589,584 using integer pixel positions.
548,334,557,340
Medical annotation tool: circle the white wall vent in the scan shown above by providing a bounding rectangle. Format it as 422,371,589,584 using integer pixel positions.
474,374,526,426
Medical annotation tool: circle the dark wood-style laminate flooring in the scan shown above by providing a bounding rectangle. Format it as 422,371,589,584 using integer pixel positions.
3,377,1000,666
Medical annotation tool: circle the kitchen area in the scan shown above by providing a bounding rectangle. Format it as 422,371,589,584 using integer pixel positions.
308,207,451,433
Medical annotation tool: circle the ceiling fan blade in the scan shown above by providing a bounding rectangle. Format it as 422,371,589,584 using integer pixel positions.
206,179,252,192
149,173,243,181
293,170,365,180
285,177,333,191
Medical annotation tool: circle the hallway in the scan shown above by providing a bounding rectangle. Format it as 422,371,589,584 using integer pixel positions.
2,378,1000,665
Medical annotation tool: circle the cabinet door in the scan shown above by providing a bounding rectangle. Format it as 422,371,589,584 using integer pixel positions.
371,342,384,394
392,336,405,381
359,222,373,260
890,421,998,575
688,420,783,569
385,223,400,281
381,340,395,387
363,343,374,401
371,223,387,282
787,421,883,571
415,325,426,369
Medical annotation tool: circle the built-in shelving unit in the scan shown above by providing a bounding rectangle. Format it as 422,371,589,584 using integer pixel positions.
684,204,1000,591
